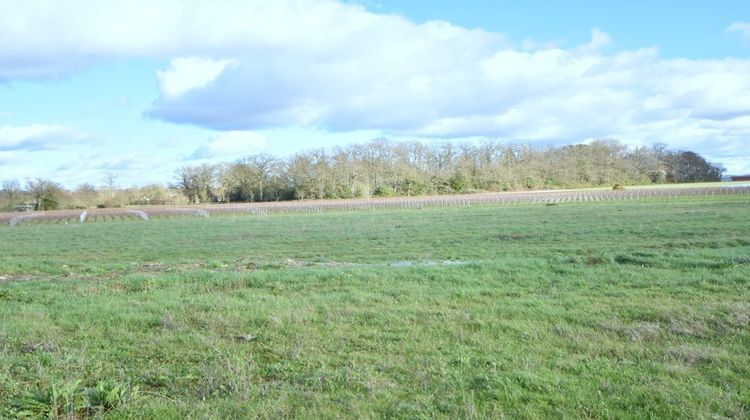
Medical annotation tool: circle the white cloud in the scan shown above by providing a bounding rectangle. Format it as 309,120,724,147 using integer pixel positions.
189,130,267,159
157,57,238,97
1,0,501,76
0,124,90,151
1,1,750,173
577,28,612,53
726,22,750,45
147,41,750,158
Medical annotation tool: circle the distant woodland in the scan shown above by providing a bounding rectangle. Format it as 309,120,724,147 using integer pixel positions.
1,140,725,211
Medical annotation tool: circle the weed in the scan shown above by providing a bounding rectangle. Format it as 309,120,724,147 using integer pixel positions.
9,380,139,418
85,381,140,415
10,380,84,418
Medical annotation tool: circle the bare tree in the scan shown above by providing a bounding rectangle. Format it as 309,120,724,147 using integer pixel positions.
73,183,99,208
167,140,722,203
286,153,316,199
27,178,62,210
665,151,723,182
1,179,24,210
246,153,278,201
175,164,216,203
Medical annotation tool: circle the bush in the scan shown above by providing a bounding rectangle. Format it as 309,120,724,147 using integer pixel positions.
40,196,59,211
397,178,428,196
448,172,468,193
373,185,397,197
649,170,667,184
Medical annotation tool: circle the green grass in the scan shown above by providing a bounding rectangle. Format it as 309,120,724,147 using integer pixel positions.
1,196,749,418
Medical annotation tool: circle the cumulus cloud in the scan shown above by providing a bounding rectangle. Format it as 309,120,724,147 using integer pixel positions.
1,1,750,169
726,22,750,45
2,0,501,78
149,39,750,152
157,57,238,98
577,28,612,53
189,130,267,159
0,124,90,151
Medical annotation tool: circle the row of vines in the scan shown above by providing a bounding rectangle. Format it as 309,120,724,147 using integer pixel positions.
1,186,748,226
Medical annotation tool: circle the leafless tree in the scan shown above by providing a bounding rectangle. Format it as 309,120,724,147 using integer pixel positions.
27,178,62,210
1,179,24,210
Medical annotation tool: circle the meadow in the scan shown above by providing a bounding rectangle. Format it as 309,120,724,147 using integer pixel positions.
0,195,748,418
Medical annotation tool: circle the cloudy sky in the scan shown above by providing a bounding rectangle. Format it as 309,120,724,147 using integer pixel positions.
1,0,749,187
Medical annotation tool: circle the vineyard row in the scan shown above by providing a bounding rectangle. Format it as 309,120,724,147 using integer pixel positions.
2,186,749,226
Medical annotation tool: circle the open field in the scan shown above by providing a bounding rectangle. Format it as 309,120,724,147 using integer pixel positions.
0,195,749,417
2,182,749,226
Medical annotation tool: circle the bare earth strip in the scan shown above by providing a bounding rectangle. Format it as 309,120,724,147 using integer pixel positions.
2,184,749,225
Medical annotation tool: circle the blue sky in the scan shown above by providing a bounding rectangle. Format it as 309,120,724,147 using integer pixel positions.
1,0,749,187
369,0,749,58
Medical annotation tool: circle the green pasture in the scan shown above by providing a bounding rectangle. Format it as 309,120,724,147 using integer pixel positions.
0,196,748,418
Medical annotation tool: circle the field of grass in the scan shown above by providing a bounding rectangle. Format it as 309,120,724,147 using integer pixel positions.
0,196,749,418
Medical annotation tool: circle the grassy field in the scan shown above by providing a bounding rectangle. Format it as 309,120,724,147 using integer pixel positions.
0,196,749,418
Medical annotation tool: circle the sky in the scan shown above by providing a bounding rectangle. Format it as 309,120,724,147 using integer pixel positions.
1,0,749,188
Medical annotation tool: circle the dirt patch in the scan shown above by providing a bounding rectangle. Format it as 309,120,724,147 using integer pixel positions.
137,262,172,273
0,274,50,283
20,341,58,354
495,234,534,241
284,258,309,268
391,260,469,268
614,254,658,267
318,261,355,268
232,334,257,342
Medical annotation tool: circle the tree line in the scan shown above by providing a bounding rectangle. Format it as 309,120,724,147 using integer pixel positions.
1,139,725,211
0,178,182,211
174,140,724,203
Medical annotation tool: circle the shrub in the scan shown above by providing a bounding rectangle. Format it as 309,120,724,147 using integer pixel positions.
649,170,667,184
40,196,59,211
373,185,396,197
448,172,468,193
